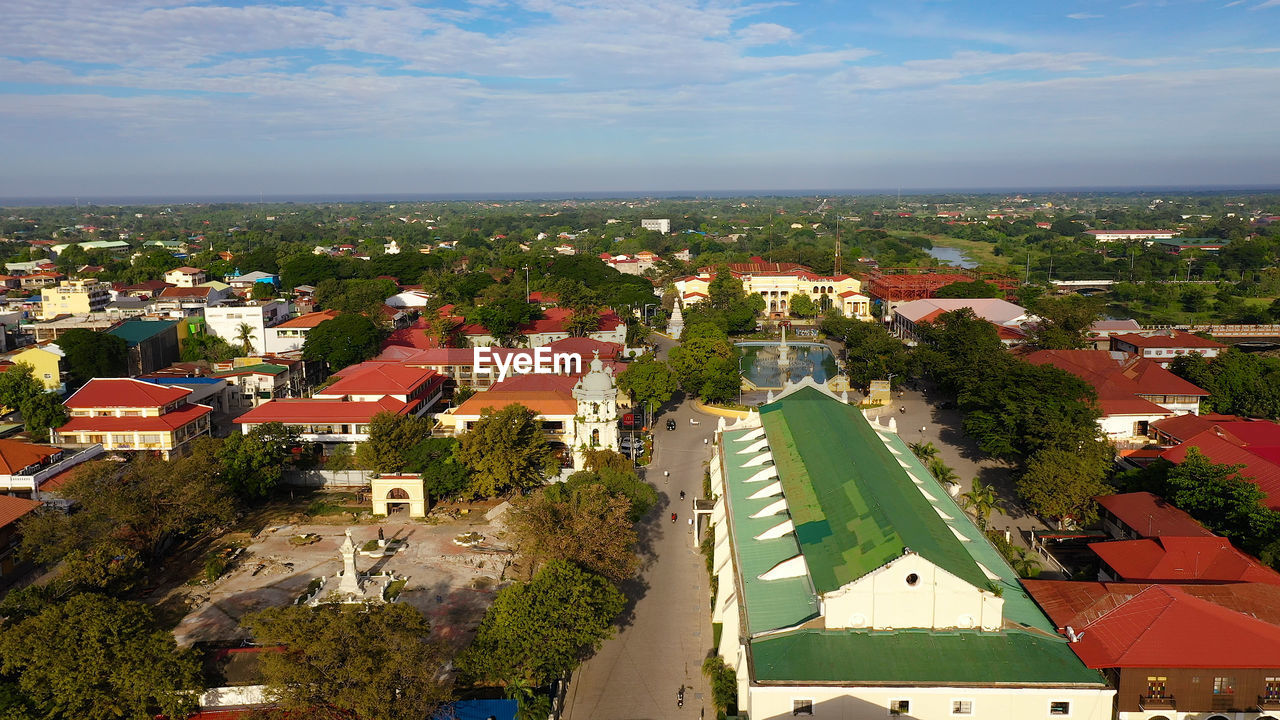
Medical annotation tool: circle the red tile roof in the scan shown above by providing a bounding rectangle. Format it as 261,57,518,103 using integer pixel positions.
1090,536,1280,585
1094,492,1215,538
1025,350,1206,417
1150,413,1248,443
235,396,409,425
0,494,41,529
1160,429,1280,509
0,439,61,475
1111,329,1226,350
157,286,215,299
273,309,341,329
167,266,204,275
58,403,212,432
319,364,442,397
64,378,192,409
1024,580,1280,668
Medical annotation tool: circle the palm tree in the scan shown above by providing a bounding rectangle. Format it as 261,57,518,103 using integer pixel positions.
1009,547,1043,579
926,457,958,486
908,441,939,462
959,478,1002,531
235,322,256,355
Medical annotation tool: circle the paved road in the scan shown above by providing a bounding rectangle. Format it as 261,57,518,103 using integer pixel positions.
562,395,716,720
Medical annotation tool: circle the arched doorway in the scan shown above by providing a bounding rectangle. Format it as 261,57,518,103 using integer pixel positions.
386,487,410,515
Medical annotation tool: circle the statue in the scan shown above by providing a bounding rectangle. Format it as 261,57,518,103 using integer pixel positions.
337,529,363,594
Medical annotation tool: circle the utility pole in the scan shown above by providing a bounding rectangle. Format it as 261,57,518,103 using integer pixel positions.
834,213,842,274
521,265,530,302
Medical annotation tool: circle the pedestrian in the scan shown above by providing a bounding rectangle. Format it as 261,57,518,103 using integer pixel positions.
688,518,693,528
704,438,708,445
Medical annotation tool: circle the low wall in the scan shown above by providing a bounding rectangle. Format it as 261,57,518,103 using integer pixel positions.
282,469,375,488
692,398,753,420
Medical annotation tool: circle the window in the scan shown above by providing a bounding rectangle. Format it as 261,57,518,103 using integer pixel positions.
1049,701,1070,716
1266,677,1280,700
1147,676,1167,697
889,700,910,715
1213,676,1235,694
905,573,920,586
792,699,813,716
951,699,973,715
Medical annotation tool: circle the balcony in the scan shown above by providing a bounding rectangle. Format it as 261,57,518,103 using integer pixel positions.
1259,696,1280,712
1139,695,1175,711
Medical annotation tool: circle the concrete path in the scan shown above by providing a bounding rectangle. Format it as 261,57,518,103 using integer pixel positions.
563,397,715,720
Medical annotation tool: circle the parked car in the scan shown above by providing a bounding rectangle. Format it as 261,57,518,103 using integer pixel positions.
666,418,677,431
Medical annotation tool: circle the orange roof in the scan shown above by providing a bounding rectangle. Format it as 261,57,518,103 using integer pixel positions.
1112,330,1226,350
157,286,214,299
454,390,576,417
58,403,211,432
0,495,41,529
1094,492,1215,538
65,378,192,409
1090,536,1280,585
235,396,409,425
273,309,341,328
0,439,61,475
319,363,442,397
167,266,204,275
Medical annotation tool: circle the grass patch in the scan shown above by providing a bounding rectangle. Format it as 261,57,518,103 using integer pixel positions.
362,539,381,552
384,578,407,601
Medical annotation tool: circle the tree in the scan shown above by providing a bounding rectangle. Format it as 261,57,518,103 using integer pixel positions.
907,441,939,462
615,354,678,418
700,355,742,404
281,253,339,290
1029,295,1104,350
1163,447,1269,536
667,337,735,397
56,329,127,387
219,422,301,499
706,266,745,310
0,593,203,720
19,392,67,439
302,313,382,371
315,278,399,320
1016,446,1111,525
829,318,914,390
356,412,433,473
508,483,639,580
0,363,44,414
933,280,1003,298
250,281,276,300
788,293,817,318
455,404,558,498
561,465,657,521
235,322,257,355
402,437,472,499
457,560,624,686
959,478,1002,531
20,448,235,592
958,360,1100,459
927,457,959,486
180,332,239,363
244,603,451,720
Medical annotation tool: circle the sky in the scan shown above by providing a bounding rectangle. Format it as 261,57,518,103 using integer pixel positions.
3,0,1280,198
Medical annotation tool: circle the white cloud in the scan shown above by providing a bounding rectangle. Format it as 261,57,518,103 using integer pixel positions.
1066,12,1104,19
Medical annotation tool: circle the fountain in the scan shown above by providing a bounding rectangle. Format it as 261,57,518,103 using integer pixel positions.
737,325,838,390
295,529,404,606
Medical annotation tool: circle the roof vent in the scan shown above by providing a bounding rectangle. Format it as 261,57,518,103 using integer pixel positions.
1065,626,1084,643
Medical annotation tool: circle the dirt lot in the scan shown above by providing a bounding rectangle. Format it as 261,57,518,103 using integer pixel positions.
171,508,513,650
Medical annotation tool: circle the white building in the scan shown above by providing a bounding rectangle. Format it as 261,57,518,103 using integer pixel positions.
163,266,207,287
707,383,1114,720
263,309,340,355
1084,230,1175,242
641,218,671,234
675,261,872,320
203,301,290,355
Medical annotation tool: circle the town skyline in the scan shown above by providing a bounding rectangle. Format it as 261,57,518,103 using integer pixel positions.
5,0,1280,197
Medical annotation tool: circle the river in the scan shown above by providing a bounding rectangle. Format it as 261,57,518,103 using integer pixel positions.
926,245,977,269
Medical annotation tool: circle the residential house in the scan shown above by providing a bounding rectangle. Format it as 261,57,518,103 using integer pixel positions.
1025,350,1209,441
1110,329,1226,366
1095,492,1216,541
451,307,629,348
107,319,181,377
153,285,228,316
707,384,1114,720
263,309,340,355
1086,319,1143,350
1090,535,1280,585
19,271,66,291
227,271,279,297
163,266,207,287
0,438,104,496
6,342,66,392
891,298,1031,346
203,301,290,355
38,279,111,320
114,279,173,299
0,494,42,577
1156,417,1280,511
1025,579,1280,720
54,378,213,459
213,363,291,411
29,314,116,343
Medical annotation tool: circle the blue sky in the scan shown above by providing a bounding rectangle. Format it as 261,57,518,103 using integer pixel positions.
3,0,1279,197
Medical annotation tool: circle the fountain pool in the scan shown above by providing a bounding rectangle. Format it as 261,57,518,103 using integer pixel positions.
737,341,839,389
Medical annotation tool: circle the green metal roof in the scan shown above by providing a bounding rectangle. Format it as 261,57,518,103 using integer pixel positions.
213,363,287,377
720,426,821,634
106,319,179,346
750,628,1105,686
759,387,988,592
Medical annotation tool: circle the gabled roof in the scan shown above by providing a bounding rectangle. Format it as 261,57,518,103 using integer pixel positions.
759,386,988,592
1150,413,1248,443
1024,580,1280,668
896,298,1028,326
318,363,441,396
1111,329,1226,350
157,286,215,299
274,309,340,328
65,378,191,408
1094,492,1215,538
0,439,61,475
0,494,41,529
235,396,409,425
166,266,203,275
452,390,576,417
1090,536,1280,585
58,403,211,432
1025,350,1206,417
1160,430,1280,508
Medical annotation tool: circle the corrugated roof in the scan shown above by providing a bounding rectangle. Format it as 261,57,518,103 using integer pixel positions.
1090,536,1280,585
106,319,179,345
0,439,61,475
65,378,191,408
0,494,42,529
1112,329,1225,350
235,396,408,424
759,387,989,592
750,628,1104,685
274,309,340,328
58,403,211,432
1094,492,1215,538
453,390,576,417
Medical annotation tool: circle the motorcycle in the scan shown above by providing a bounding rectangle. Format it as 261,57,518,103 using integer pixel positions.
671,512,677,523
679,490,686,500
677,686,685,708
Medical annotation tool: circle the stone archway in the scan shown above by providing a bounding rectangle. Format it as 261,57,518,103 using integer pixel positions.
370,474,428,518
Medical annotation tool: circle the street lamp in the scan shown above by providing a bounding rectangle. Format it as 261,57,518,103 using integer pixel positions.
643,303,656,323
738,355,749,405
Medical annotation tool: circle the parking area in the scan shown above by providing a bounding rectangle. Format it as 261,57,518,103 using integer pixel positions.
171,514,514,649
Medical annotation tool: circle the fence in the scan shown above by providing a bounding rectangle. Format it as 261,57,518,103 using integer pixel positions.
282,469,375,488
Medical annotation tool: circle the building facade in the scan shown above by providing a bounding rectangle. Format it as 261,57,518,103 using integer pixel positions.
54,378,213,459
39,279,110,320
